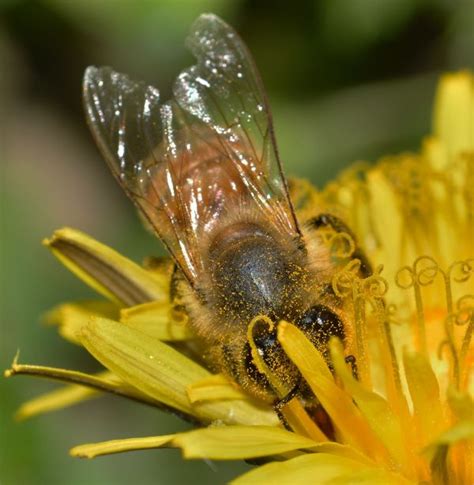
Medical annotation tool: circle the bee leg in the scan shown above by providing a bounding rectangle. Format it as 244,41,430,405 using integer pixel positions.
274,377,302,409
308,213,372,277
274,408,292,431
309,213,358,238
272,377,302,430
345,354,358,380
169,264,181,301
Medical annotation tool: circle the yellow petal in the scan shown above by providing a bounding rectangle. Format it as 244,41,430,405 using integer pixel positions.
81,317,278,426
186,374,247,403
330,339,415,477
282,398,329,442
278,322,389,465
366,168,403,277
71,435,175,458
173,426,317,460
447,387,474,422
429,71,474,259
327,468,415,485
80,316,206,414
403,350,446,446
424,419,474,460
120,300,192,341
232,453,369,485
15,371,116,420
72,429,371,467
44,227,168,306
433,71,474,159
424,420,474,485
45,300,118,344
308,443,375,467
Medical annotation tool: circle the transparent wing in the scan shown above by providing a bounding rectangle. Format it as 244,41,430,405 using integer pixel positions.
83,13,300,286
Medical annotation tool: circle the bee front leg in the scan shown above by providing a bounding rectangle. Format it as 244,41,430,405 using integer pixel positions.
345,354,359,380
272,377,302,430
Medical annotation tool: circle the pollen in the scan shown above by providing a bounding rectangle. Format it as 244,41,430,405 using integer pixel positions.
5,25,474,485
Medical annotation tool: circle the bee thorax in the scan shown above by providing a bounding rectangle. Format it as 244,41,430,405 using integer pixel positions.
206,222,307,323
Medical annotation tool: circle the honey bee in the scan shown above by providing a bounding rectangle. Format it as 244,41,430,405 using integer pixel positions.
83,14,370,405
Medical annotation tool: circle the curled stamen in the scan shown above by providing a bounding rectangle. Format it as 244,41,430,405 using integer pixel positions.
414,256,440,287
395,257,439,355
437,338,451,360
246,315,282,396
362,271,388,302
447,259,474,284
330,232,356,259
332,259,361,298
453,296,474,390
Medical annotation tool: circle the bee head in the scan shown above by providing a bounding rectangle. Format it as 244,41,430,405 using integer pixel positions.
240,305,345,400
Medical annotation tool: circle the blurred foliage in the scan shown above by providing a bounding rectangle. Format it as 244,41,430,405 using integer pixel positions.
1,0,473,484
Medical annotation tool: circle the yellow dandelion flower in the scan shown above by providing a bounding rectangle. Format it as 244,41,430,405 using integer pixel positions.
5,14,473,485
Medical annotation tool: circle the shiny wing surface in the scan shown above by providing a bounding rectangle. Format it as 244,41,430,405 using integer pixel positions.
83,14,300,286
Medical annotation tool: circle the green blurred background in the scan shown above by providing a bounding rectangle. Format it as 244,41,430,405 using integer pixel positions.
1,1,473,484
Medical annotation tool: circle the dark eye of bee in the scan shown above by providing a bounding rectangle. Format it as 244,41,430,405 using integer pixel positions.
296,305,345,347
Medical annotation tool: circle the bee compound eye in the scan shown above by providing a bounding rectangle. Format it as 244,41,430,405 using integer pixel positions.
296,305,345,346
